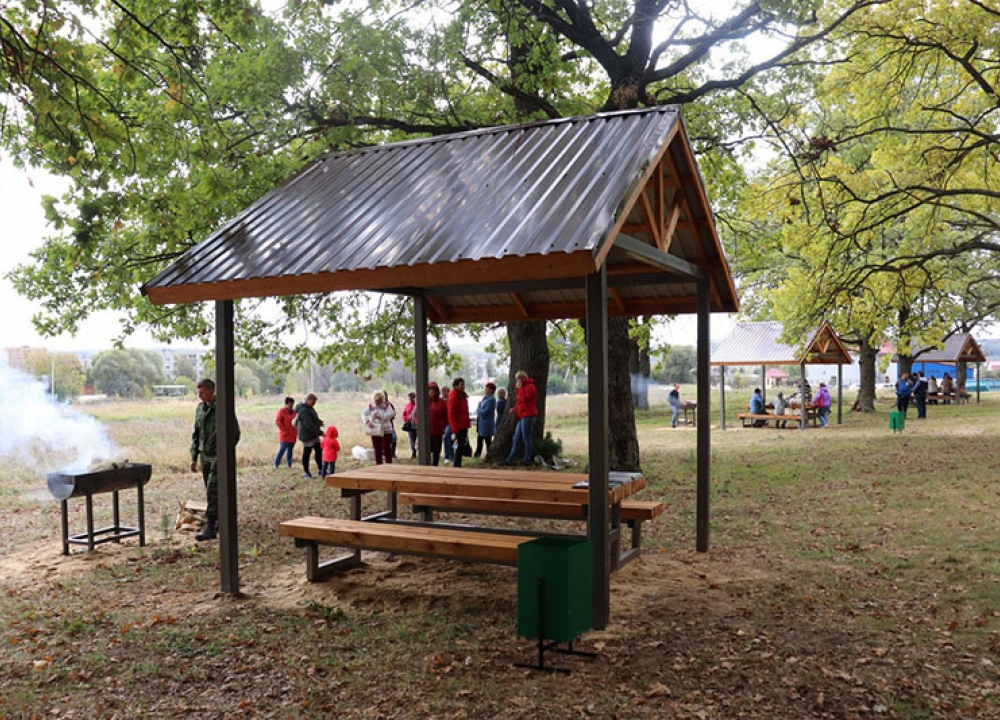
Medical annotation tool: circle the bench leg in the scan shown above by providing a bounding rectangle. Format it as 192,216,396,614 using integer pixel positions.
617,520,644,569
303,542,361,582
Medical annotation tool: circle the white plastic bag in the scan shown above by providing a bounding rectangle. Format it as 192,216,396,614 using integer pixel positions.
351,445,374,461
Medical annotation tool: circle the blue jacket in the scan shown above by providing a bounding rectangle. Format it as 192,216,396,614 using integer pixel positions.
477,393,497,436
749,393,765,414
896,379,913,399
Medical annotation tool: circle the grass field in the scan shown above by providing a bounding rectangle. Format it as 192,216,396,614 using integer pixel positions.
1,389,999,718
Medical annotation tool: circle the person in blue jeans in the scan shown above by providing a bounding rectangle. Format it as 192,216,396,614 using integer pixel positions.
504,371,538,466
814,382,832,428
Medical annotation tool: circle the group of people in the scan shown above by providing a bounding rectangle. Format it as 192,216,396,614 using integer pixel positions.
400,370,538,467
274,393,341,478
271,370,539,475
895,371,930,418
188,371,539,543
748,382,832,428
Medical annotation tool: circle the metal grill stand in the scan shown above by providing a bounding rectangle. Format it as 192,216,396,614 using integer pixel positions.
47,464,152,555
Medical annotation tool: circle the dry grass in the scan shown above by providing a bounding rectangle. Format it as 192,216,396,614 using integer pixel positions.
2,390,1000,718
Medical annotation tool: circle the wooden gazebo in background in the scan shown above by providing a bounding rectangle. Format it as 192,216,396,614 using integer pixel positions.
142,107,739,628
711,321,852,429
908,333,987,403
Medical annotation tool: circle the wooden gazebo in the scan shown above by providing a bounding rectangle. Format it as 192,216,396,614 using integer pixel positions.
711,321,852,428
142,107,739,629
908,333,987,403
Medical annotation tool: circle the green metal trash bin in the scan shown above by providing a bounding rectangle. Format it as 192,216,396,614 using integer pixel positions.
517,537,592,642
889,410,905,433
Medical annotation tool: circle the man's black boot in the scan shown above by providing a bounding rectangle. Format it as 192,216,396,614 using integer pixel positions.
196,517,218,541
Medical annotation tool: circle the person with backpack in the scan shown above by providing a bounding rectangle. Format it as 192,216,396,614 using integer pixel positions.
814,382,832,428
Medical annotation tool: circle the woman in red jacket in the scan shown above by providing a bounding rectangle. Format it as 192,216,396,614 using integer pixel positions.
504,371,538,466
273,397,297,469
447,377,471,468
426,381,449,466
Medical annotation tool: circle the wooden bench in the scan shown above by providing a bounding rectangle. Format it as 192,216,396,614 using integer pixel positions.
927,391,969,405
278,516,533,581
737,412,814,428
397,494,664,568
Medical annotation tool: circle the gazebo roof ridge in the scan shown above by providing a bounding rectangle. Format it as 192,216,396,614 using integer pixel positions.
711,320,851,366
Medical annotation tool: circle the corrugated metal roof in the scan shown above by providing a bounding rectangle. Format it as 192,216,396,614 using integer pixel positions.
142,106,739,321
712,322,796,365
712,321,851,366
911,333,986,363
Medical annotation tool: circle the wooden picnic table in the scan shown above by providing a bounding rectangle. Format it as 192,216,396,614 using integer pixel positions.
327,463,644,507
280,465,649,581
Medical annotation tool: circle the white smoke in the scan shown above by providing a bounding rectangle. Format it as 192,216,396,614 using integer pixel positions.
0,361,119,474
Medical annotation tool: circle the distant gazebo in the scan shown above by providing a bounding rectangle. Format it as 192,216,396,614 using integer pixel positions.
764,367,788,388
711,321,853,429
906,333,987,403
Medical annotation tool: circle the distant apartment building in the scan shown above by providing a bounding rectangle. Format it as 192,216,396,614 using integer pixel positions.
3,346,30,370
159,347,208,379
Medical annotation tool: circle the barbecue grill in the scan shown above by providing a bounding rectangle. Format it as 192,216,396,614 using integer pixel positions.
47,462,152,554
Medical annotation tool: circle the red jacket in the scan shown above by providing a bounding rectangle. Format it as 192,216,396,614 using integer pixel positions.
514,377,539,418
426,384,449,436
275,406,297,443
321,426,340,463
402,400,416,424
447,388,471,432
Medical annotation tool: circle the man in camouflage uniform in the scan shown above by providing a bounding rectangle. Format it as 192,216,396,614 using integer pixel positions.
190,378,240,541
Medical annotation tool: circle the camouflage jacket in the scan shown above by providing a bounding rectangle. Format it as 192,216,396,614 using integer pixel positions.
190,400,241,462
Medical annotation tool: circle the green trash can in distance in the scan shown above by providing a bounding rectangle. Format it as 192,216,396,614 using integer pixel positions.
517,537,592,643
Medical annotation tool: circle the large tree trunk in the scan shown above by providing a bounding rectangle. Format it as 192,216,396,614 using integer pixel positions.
486,321,549,464
896,307,913,378
956,360,968,389
609,316,641,471
854,334,878,412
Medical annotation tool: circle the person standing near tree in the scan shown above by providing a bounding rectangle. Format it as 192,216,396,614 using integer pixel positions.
447,377,471,468
190,378,240,542
294,393,324,478
912,371,928,418
504,371,538,466
474,382,497,458
273,396,297,469
495,387,507,420
896,373,914,415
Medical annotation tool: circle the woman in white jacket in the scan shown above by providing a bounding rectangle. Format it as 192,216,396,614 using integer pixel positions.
362,390,396,465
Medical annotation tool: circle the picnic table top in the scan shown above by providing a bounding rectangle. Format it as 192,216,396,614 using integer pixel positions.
327,463,645,505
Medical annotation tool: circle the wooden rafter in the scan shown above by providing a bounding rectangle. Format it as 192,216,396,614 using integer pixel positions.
510,292,530,319
610,287,626,314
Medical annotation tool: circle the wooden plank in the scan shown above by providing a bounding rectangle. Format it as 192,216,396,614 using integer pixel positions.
398,493,664,522
329,465,643,505
399,493,586,519
278,517,531,564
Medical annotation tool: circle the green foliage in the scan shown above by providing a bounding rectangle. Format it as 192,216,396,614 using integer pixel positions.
533,431,562,462
2,0,866,376
22,349,85,401
653,345,696,384
172,355,197,382
89,348,164,398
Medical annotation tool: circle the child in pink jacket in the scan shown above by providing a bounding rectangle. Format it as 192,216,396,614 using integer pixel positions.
320,426,340,478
